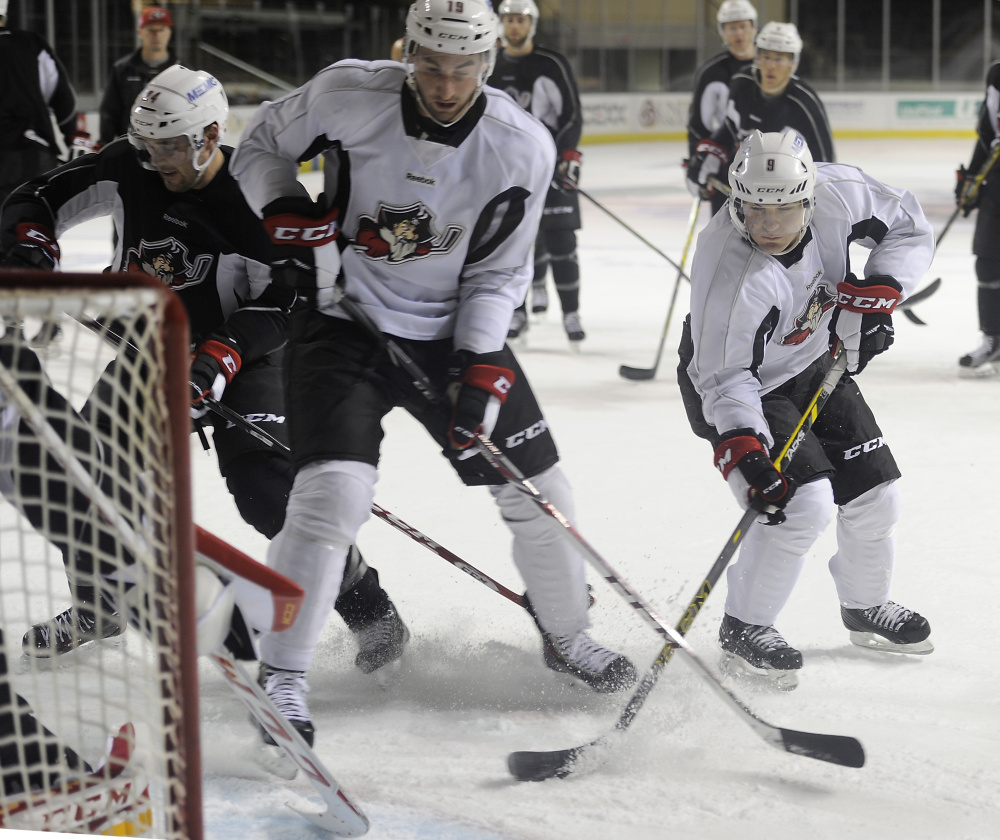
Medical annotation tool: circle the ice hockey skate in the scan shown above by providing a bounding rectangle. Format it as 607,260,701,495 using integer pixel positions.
563,311,586,343
542,630,636,693
353,604,410,685
257,663,314,747
508,308,528,340
958,334,1000,377
841,601,933,654
22,604,126,658
718,613,802,691
531,281,548,314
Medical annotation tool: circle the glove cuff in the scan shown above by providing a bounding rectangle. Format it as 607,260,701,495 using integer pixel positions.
14,222,61,266
836,275,902,314
463,364,515,402
262,198,340,248
713,429,766,480
195,339,242,384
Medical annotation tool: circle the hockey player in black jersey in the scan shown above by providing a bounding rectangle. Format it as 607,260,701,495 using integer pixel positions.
954,61,1000,376
688,21,835,205
686,0,757,216
0,66,408,676
231,0,636,746
488,0,586,343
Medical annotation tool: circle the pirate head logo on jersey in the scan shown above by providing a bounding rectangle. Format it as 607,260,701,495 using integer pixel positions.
354,202,462,264
782,284,837,345
125,238,212,290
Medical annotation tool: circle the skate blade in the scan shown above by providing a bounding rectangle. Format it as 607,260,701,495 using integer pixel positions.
720,652,800,691
848,631,934,655
256,744,299,780
958,362,999,378
373,656,404,690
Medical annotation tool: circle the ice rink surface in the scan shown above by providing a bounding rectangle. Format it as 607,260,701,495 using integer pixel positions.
56,137,1000,840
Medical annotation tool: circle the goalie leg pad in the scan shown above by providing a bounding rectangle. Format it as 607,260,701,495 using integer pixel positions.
490,465,589,636
829,479,901,609
725,479,835,626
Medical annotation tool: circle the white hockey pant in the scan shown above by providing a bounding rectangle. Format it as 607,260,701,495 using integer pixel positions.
489,464,590,637
828,479,900,609
725,479,835,627
260,460,376,672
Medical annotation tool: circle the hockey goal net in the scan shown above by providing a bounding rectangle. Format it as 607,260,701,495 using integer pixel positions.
0,273,200,839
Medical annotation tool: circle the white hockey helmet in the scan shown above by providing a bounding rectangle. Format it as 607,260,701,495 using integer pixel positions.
403,0,500,126
498,0,540,42
754,21,803,71
129,65,228,171
717,0,757,36
728,129,816,254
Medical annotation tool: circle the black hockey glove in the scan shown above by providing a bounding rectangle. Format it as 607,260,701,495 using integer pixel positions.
446,350,515,456
955,164,979,215
554,149,582,191
189,338,242,419
1,223,61,271
829,273,902,375
262,197,341,306
714,429,794,525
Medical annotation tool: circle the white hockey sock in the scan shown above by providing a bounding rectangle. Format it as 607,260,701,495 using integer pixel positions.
725,479,834,627
260,460,377,672
491,465,589,636
828,480,900,609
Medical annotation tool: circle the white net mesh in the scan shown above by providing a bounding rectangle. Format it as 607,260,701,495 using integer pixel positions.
0,276,197,839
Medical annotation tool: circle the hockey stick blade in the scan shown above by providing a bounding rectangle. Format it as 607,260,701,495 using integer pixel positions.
618,364,657,381
774,727,865,768
508,741,600,782
898,276,941,310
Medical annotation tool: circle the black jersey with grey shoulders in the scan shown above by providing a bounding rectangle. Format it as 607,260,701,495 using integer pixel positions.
0,140,292,360
715,68,835,164
687,51,754,158
487,47,582,155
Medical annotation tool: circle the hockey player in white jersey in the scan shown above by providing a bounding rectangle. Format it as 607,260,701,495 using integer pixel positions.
678,130,934,687
231,0,636,744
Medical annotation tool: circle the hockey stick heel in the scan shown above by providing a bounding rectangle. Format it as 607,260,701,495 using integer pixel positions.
776,728,865,769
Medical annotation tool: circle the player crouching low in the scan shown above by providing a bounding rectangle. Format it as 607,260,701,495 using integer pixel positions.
679,130,933,688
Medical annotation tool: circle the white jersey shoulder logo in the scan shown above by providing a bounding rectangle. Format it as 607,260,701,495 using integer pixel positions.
353,202,463,264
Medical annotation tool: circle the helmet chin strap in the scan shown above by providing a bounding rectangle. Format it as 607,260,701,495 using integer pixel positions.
191,144,218,188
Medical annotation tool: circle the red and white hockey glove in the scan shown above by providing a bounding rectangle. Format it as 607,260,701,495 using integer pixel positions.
189,338,242,419
68,130,96,160
555,149,582,191
446,350,515,456
829,273,902,375
262,197,341,306
2,223,61,271
714,428,793,525
689,138,730,193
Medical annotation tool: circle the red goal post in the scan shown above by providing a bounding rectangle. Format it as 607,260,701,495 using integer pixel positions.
0,272,200,839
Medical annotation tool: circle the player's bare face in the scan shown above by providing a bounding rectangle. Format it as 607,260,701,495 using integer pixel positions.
502,14,532,51
743,201,807,254
138,24,172,62
411,50,485,124
721,20,755,59
756,49,794,95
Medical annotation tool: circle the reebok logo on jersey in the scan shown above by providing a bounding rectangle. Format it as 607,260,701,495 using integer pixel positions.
405,172,438,187
844,436,886,460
